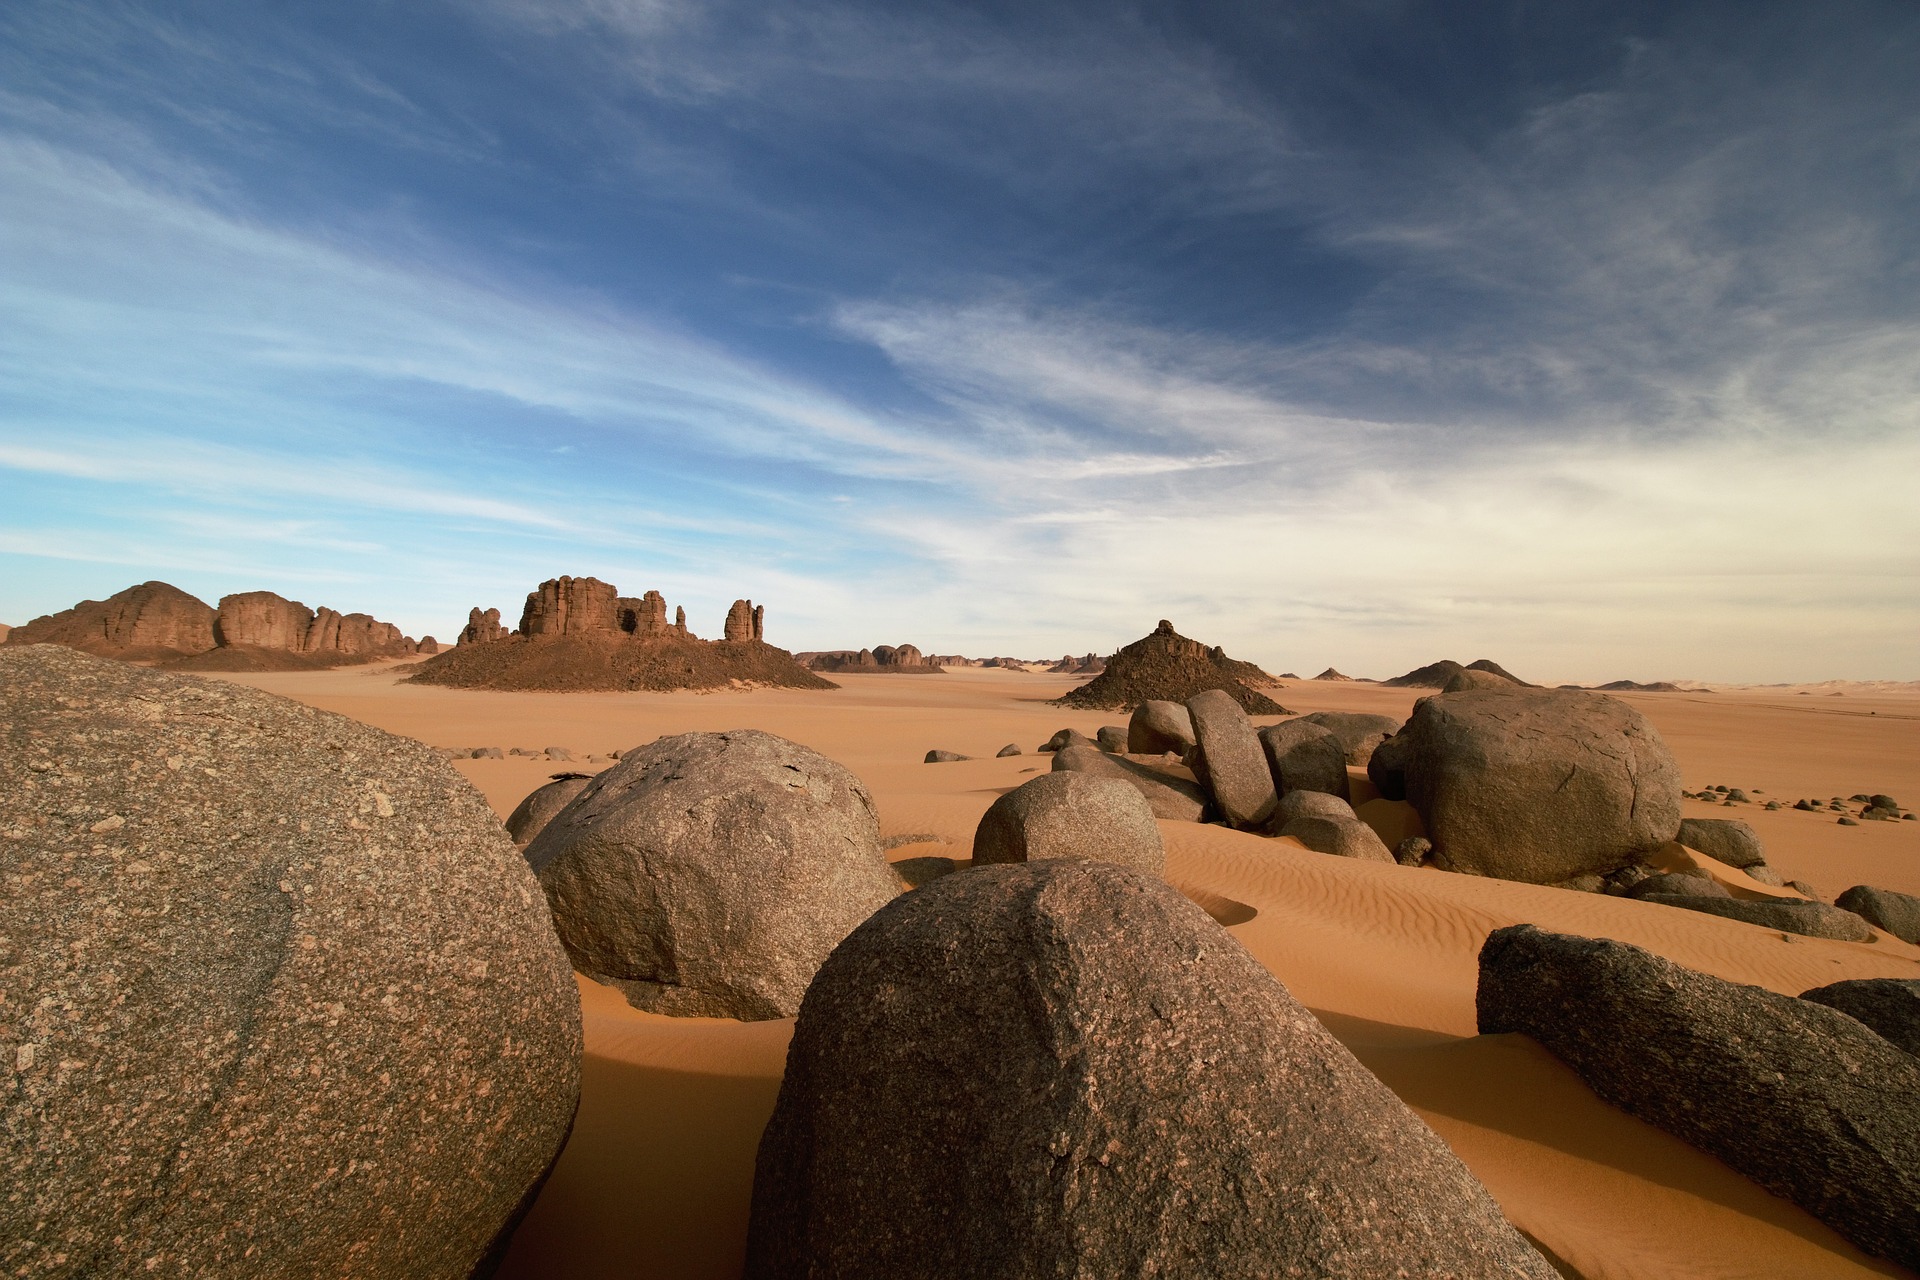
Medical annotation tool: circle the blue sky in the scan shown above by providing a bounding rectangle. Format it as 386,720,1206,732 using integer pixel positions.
2,0,1915,680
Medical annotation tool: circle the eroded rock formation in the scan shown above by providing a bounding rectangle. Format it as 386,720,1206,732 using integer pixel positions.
6,581,217,660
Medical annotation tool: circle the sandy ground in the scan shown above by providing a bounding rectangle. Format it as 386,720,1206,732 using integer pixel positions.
205,661,1920,1280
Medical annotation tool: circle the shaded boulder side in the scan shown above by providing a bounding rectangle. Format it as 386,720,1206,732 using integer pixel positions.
1676,818,1766,869
504,773,594,846
1400,687,1682,883
1256,719,1350,801
1478,924,1920,1271
1279,815,1393,862
0,646,580,1279
747,862,1556,1280
972,772,1164,875
1800,980,1920,1057
1126,699,1195,755
1294,711,1402,765
1640,894,1873,940
526,730,899,1020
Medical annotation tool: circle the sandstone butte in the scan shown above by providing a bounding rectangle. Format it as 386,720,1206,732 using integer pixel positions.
798,643,945,674
1055,619,1288,714
1,580,432,670
407,574,836,693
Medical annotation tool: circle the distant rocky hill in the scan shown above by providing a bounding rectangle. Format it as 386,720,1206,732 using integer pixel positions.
409,575,833,693
3,581,430,669
1055,620,1287,713
800,644,944,674
1382,658,1530,689
1049,652,1107,675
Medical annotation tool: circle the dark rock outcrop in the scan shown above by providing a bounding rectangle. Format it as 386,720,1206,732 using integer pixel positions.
525,730,898,1020
1676,817,1766,869
0,645,581,1277
1800,979,1920,1057
1835,885,1920,945
1478,924,1920,1270
1187,689,1277,829
1641,894,1874,940
504,773,594,847
972,773,1164,875
746,862,1556,1280
1256,720,1350,801
1054,620,1286,713
1394,687,1682,883
1050,744,1209,823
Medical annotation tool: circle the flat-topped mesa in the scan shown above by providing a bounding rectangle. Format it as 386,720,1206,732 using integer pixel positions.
521,575,620,638
459,607,509,646
1055,619,1287,714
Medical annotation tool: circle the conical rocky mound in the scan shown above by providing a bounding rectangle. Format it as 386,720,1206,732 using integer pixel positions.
407,575,836,693
1054,620,1287,713
1383,657,1527,689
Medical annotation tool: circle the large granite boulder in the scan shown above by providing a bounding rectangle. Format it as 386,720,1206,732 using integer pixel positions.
1050,744,1209,822
1256,719,1350,801
1801,979,1920,1057
0,645,581,1278
504,773,594,846
1478,924,1920,1270
746,862,1555,1279
1126,699,1195,755
1676,817,1766,869
972,772,1164,875
1295,711,1402,764
1835,885,1920,945
1186,689,1276,829
525,730,898,1020
1396,687,1682,882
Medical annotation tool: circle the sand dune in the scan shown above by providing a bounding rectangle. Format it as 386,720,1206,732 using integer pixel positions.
197,661,1920,1279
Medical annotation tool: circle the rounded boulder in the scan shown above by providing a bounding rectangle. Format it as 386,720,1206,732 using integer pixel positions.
504,772,593,846
973,771,1164,875
526,730,899,1020
0,645,581,1278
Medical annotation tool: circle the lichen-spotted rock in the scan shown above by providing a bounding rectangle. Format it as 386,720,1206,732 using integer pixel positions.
0,645,581,1278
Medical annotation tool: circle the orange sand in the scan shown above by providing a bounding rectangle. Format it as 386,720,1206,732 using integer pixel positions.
206,662,1920,1279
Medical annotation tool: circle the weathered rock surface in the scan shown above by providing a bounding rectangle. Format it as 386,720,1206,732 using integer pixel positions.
1478,925,1920,1271
801,644,944,673
1366,730,1410,800
526,730,898,1020
459,606,509,645
0,645,581,1278
972,773,1164,875
1800,979,1920,1057
725,599,756,642
1395,835,1432,867
1279,814,1394,862
1256,719,1350,801
1294,711,1402,764
1676,817,1766,869
214,590,311,650
1040,728,1096,753
1641,894,1874,940
1095,725,1127,753
1627,871,1730,900
746,862,1556,1280
1396,687,1682,883
1055,619,1286,714
924,749,970,763
1187,689,1277,829
1442,667,1518,693
1835,885,1920,945
521,575,619,637
1126,699,1196,755
504,773,594,846
1050,744,1209,823
995,743,1022,757
1265,789,1357,831
4,581,216,660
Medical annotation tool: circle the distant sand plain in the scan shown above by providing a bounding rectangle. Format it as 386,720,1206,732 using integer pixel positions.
205,662,1920,1280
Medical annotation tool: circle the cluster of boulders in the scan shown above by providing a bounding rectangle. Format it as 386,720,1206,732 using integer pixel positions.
440,745,613,763
1480,926,1919,1271
1685,783,1913,823
0,646,579,1277
4,581,430,669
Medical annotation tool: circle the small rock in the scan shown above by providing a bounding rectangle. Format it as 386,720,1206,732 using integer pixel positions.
1745,863,1786,887
972,772,1164,875
1039,728,1095,753
1095,725,1128,753
1394,835,1432,867
1627,872,1729,900
472,747,504,759
925,749,971,763
1725,788,1750,803
1839,816,1859,826
1870,793,1899,810
544,746,574,761
995,743,1022,758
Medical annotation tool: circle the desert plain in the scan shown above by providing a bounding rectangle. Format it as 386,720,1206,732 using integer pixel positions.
185,657,1920,1280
